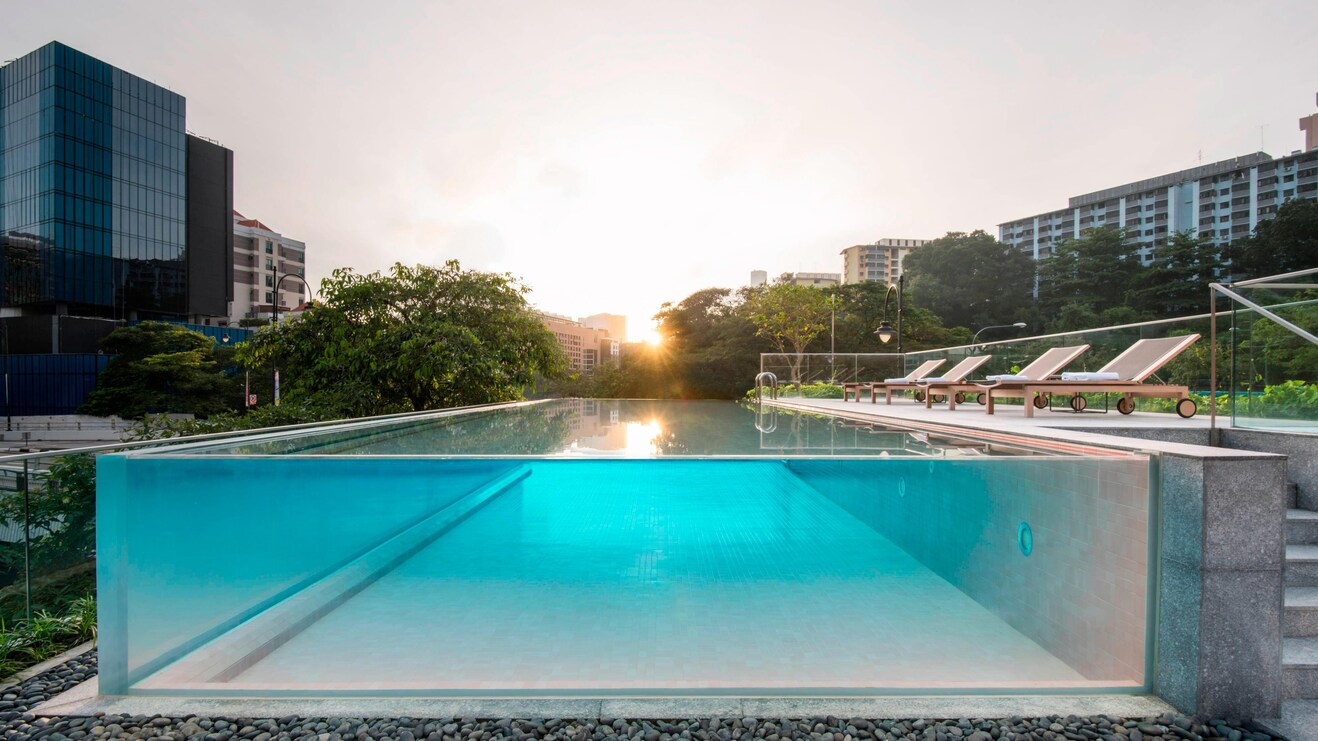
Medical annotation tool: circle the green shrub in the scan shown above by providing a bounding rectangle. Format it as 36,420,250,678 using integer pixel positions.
0,594,95,678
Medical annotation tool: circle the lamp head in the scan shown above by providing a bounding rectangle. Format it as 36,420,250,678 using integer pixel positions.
874,321,896,344
1013,322,1027,328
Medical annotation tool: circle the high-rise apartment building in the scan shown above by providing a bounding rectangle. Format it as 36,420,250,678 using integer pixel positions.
749,270,768,287
0,41,235,352
840,238,929,284
230,211,307,323
999,104,1318,262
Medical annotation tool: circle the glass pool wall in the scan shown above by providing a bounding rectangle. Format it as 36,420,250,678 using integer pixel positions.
98,448,1154,696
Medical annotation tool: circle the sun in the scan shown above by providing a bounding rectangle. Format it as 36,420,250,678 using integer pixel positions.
641,328,663,346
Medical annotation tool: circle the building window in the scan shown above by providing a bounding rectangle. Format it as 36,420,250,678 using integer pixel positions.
265,291,274,303
265,241,274,253
265,259,274,270
265,275,274,287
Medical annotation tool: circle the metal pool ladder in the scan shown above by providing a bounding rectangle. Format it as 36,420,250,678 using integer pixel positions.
754,371,779,402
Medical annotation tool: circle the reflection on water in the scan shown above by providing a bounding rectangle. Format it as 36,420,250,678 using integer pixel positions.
184,399,1043,458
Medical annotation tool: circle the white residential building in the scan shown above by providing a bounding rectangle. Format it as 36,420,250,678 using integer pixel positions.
230,211,308,323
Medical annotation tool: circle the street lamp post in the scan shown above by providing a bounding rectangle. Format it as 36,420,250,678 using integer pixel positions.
270,273,315,407
972,322,1028,349
873,274,904,354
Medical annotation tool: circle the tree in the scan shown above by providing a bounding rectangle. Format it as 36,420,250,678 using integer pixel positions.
1131,231,1223,317
652,287,769,398
1230,199,1318,280
80,322,241,418
238,261,566,415
900,231,1034,330
743,283,831,385
1036,225,1148,328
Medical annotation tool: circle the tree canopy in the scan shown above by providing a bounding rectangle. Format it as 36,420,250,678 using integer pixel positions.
900,230,1034,330
237,261,567,415
80,322,241,418
1230,199,1318,280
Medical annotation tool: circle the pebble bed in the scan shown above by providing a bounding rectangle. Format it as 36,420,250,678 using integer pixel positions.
0,651,1287,741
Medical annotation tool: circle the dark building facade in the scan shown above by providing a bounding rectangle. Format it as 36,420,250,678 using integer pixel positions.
0,41,234,355
185,135,234,318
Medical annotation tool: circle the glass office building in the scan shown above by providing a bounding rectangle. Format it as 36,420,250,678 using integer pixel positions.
0,41,188,317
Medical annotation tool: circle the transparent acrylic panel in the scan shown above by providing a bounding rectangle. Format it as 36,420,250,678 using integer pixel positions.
97,405,1153,696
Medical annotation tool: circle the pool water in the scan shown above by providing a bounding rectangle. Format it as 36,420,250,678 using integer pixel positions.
99,400,1153,696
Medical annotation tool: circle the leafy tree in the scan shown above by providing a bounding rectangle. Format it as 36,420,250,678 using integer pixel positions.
743,283,831,385
1131,231,1223,317
652,287,769,398
1230,199,1318,279
1036,225,1147,328
238,261,566,415
900,230,1034,330
80,322,241,418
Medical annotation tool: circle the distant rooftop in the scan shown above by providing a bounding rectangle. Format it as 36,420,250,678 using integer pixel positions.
1068,152,1274,208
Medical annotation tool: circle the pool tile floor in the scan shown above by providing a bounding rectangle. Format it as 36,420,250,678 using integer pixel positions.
223,464,1100,692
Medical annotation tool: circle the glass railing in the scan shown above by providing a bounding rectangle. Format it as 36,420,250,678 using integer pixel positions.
900,315,1217,415
1213,267,1318,432
757,353,903,398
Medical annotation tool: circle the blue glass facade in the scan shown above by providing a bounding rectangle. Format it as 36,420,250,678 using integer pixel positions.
0,42,187,317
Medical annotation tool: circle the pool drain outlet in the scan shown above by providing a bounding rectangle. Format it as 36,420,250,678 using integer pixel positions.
1018,521,1033,556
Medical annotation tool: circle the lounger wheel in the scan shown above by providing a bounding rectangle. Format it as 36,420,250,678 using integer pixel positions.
1117,397,1135,415
914,390,926,402
954,392,966,404
933,394,947,403
976,393,986,405
1069,394,1087,412
1033,394,1049,409
1176,398,1197,418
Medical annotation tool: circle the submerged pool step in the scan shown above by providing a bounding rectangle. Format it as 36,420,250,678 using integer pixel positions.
137,464,532,690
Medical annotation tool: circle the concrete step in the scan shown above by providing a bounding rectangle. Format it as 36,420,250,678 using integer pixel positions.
1284,638,1318,699
1291,509,1318,545
1287,588,1318,637
1288,546,1318,588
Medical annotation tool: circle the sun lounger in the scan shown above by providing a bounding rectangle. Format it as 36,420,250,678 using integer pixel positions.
872,354,992,404
984,334,1201,418
921,345,1091,411
841,358,945,402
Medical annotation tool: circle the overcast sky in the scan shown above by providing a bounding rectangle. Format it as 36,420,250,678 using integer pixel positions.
4,1,1316,340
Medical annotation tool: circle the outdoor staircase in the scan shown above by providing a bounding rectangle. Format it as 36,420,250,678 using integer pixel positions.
1283,482,1318,699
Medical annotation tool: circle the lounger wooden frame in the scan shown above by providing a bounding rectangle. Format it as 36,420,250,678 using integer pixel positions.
921,344,1092,412
871,354,992,404
841,358,945,402
985,334,1202,418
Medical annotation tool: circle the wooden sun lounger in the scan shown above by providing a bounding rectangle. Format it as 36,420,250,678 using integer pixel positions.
921,344,1091,411
872,354,992,404
985,334,1202,418
841,358,945,402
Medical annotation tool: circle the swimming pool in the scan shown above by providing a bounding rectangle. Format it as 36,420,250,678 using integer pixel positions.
98,399,1154,696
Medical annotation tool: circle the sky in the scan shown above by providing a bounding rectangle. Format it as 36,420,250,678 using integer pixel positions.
3,1,1316,342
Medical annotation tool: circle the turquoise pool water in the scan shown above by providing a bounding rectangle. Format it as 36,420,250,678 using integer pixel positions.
98,400,1153,696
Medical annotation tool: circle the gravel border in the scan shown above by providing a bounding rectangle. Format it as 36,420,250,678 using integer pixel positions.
2,652,1287,741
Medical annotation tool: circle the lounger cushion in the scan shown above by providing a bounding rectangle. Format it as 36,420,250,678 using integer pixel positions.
986,374,1030,381
1060,371,1122,381
919,376,948,383
883,377,910,383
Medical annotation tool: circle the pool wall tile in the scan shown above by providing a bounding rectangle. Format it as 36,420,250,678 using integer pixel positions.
792,457,1150,685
